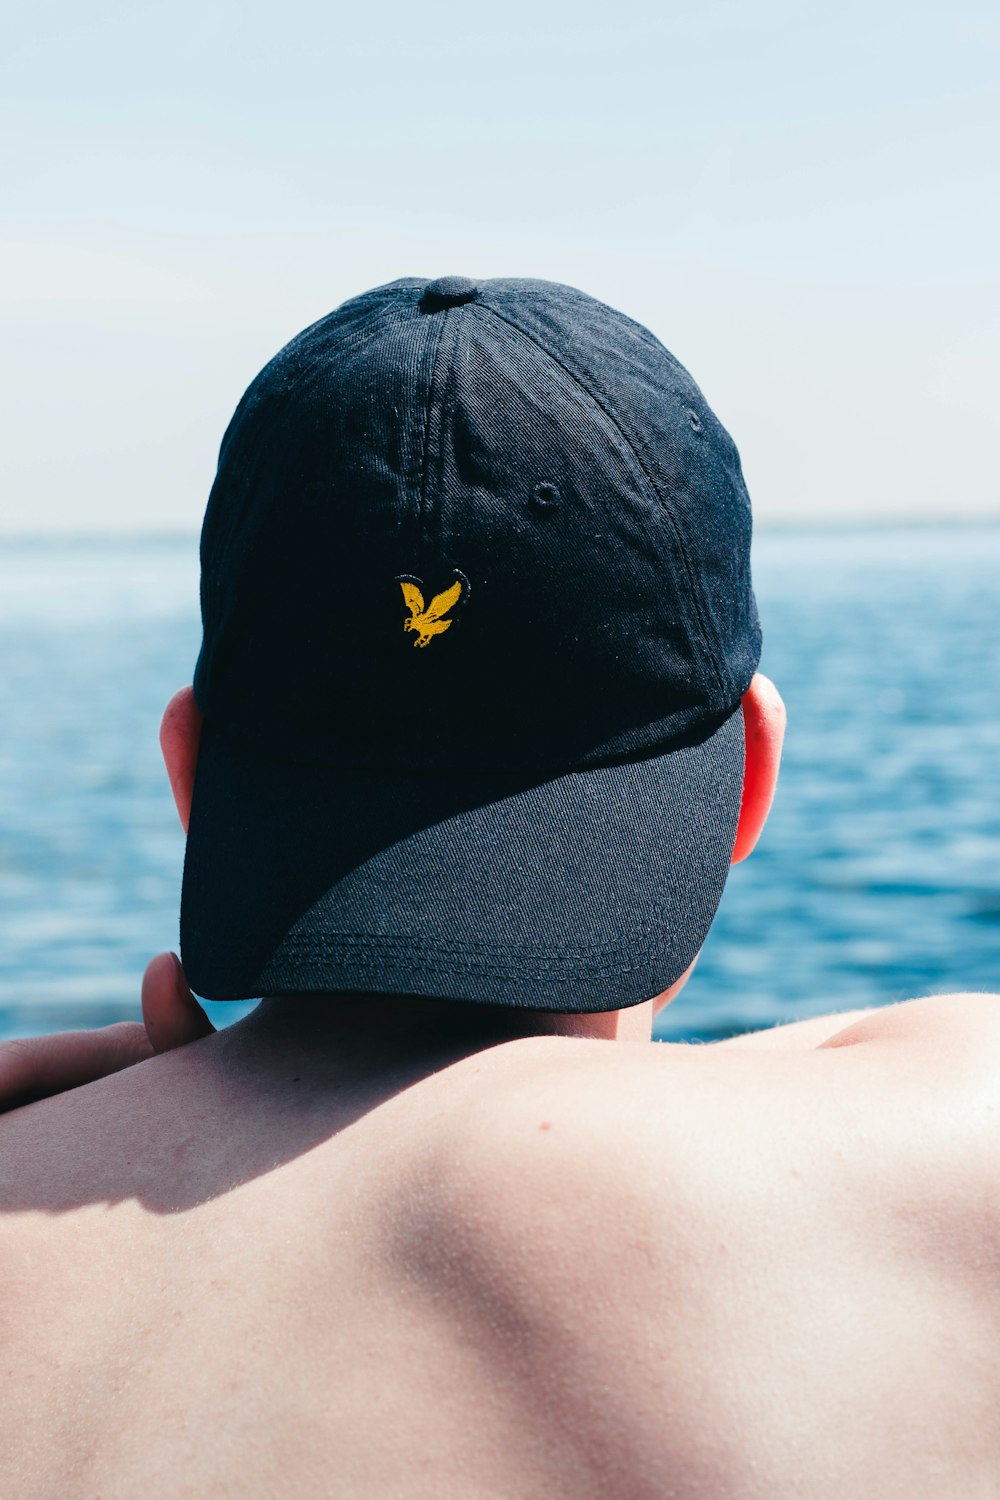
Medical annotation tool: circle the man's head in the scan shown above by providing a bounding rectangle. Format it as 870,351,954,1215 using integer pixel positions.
170,275,783,1031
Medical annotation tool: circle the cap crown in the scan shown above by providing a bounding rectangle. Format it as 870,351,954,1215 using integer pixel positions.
195,277,760,772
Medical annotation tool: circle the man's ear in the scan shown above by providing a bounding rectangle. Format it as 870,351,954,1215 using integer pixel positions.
160,686,203,835
731,673,785,864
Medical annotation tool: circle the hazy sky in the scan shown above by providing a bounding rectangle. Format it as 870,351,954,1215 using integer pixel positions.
2,0,997,531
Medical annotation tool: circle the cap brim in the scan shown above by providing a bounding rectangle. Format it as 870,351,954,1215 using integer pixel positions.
179,708,744,1012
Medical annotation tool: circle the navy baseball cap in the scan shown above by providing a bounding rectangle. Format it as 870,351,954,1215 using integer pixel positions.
180,275,761,1011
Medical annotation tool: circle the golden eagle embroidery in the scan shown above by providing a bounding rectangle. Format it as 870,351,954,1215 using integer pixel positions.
399,577,463,648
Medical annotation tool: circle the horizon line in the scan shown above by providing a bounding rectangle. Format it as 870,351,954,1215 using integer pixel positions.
2,516,999,546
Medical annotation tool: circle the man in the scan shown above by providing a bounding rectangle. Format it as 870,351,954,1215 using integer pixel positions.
2,275,998,1499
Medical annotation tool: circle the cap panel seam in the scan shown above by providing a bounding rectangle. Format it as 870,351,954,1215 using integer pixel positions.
415,308,452,535
491,279,685,370
198,306,424,707
475,303,728,702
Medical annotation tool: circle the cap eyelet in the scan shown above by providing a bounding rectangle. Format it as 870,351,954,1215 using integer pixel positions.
686,409,703,434
530,481,562,513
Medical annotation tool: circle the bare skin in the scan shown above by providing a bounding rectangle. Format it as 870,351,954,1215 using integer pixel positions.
0,954,213,1113
2,677,999,1499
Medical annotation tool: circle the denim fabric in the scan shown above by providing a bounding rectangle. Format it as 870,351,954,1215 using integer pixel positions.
195,277,759,776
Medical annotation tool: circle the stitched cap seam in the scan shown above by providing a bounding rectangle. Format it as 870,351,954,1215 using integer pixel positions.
475,301,728,700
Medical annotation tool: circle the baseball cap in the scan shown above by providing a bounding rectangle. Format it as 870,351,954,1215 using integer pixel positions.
179,275,761,1011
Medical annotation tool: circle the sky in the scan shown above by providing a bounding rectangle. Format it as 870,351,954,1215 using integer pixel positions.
1,0,997,532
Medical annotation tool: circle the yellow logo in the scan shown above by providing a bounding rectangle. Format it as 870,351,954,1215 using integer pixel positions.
399,576,464,648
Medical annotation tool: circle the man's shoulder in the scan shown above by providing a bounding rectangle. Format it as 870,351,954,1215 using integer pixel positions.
450,991,1000,1146
410,995,1000,1284
394,1000,1000,1497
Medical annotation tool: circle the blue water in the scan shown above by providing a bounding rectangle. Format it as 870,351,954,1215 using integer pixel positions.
1,529,999,1043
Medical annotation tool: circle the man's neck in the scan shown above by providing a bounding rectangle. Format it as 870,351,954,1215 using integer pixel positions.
219,992,652,1087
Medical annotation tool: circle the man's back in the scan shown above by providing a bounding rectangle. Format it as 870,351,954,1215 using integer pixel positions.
1,994,998,1499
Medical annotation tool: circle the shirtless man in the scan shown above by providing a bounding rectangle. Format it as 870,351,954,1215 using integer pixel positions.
2,276,998,1500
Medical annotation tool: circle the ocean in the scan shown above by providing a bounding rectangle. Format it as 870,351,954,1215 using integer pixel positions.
1,528,999,1043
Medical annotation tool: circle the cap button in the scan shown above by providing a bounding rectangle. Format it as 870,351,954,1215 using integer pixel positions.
420,276,478,311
